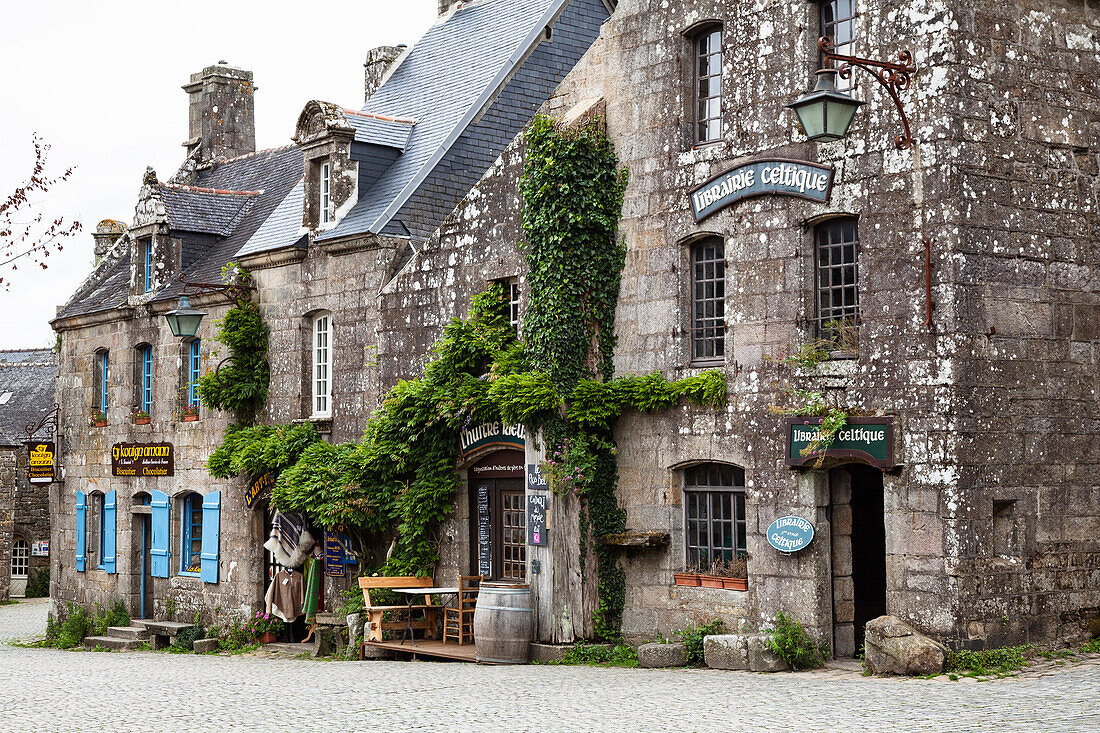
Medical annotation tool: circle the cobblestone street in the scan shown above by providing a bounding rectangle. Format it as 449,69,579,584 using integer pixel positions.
0,600,1097,732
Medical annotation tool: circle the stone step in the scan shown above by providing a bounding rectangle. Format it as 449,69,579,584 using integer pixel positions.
84,635,146,651
107,626,149,640
132,620,192,636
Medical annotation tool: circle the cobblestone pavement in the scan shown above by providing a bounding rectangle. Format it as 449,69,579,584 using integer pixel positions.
1,600,1097,732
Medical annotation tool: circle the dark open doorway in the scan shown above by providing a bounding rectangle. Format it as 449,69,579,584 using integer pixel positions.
830,464,887,656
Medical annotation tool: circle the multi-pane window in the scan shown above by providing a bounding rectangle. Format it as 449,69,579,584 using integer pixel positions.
143,240,153,293
95,350,110,411
501,491,527,580
138,345,152,413
814,218,859,343
320,162,333,225
694,27,723,144
96,493,107,569
312,313,331,417
821,1,857,91
10,537,28,579
684,463,746,570
188,339,201,407
181,493,203,574
691,238,725,362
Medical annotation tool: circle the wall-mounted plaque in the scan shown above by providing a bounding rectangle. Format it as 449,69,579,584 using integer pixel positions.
245,472,276,509
784,416,895,469
111,442,174,477
689,159,834,221
766,516,815,553
459,421,526,457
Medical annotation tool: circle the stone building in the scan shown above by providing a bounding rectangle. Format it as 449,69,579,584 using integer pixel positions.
52,0,1098,655
0,349,57,600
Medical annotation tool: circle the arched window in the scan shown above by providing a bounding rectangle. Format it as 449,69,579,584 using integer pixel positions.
10,537,29,579
684,463,746,569
813,218,859,345
690,238,725,363
312,313,332,417
180,492,203,575
693,25,723,144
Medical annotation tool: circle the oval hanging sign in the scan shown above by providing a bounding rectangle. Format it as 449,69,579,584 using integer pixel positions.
767,515,815,553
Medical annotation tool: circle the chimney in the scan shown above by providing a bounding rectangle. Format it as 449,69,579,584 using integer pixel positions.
364,46,405,102
182,62,256,162
92,219,126,264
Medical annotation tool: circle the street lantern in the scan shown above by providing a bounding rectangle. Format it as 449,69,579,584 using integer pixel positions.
786,69,864,143
164,295,206,339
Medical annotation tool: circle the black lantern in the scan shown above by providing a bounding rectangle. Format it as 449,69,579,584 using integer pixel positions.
786,69,864,143
164,295,206,339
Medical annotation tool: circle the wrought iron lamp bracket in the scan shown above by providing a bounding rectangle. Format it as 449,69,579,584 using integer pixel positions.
176,272,255,304
818,37,918,150
25,403,60,440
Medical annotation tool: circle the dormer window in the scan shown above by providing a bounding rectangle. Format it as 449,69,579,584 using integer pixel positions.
320,161,333,225
142,239,153,292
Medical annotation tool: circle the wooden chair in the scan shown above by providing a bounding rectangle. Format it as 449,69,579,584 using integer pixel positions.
443,575,481,645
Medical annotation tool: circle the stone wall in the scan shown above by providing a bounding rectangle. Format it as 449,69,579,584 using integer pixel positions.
0,447,15,602
13,449,50,587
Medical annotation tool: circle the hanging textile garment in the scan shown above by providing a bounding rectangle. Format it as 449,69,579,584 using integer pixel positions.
264,511,315,569
265,568,305,623
302,556,321,625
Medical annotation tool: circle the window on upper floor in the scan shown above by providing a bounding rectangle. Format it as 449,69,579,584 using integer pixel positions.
494,278,521,332
135,344,153,415
93,349,110,415
180,492,203,575
693,25,723,145
820,1,858,92
142,239,153,293
813,218,860,347
684,463,746,570
312,313,332,417
186,338,201,412
320,161,333,225
690,238,725,364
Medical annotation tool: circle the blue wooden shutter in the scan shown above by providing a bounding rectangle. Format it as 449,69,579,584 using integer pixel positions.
75,491,87,572
200,491,221,583
150,489,170,578
102,490,117,574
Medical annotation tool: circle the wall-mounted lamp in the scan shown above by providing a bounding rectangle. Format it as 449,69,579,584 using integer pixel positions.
163,273,254,340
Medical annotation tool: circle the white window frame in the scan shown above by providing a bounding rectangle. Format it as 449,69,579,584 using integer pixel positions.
312,313,332,417
320,161,333,225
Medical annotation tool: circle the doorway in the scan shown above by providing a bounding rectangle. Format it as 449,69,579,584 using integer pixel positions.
9,536,29,597
132,493,153,619
467,450,526,581
830,464,887,656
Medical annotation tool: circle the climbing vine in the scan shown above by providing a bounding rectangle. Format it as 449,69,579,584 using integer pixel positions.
197,267,270,418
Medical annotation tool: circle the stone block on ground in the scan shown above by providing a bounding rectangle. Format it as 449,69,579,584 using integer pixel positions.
864,615,947,676
192,637,220,653
747,634,788,672
638,642,686,668
704,634,749,670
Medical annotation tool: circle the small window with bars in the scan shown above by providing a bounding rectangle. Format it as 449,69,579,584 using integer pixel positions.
312,313,332,417
691,238,725,363
684,463,746,570
813,218,859,346
821,1,858,92
694,26,723,144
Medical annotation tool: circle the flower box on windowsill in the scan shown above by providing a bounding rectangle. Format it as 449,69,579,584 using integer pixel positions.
91,420,107,428
674,573,746,591
673,573,701,587
182,414,198,422
133,417,151,425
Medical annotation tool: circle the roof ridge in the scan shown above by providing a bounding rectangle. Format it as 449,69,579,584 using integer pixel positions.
160,183,263,196
344,109,418,125
0,347,53,353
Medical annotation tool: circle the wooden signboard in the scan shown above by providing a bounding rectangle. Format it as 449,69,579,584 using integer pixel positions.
476,483,491,578
111,442,174,477
245,472,276,509
27,441,55,484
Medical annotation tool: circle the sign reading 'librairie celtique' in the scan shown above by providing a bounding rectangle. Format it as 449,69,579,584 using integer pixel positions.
784,416,894,468
27,441,55,484
459,421,525,456
766,515,815,553
689,159,834,221
111,442,174,477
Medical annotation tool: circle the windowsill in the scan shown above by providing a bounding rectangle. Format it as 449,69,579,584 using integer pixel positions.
673,573,747,591
178,570,201,579
688,359,725,369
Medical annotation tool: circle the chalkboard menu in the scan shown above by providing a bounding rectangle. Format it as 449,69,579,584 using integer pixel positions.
477,483,491,577
527,494,547,546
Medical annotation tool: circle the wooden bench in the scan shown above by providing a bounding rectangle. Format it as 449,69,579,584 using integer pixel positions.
358,576,440,643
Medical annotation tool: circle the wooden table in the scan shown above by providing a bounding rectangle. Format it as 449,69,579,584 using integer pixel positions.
393,587,459,646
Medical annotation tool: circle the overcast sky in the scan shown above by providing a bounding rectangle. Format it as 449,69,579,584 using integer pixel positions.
0,0,438,349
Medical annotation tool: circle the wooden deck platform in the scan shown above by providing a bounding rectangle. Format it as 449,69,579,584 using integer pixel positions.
364,639,480,663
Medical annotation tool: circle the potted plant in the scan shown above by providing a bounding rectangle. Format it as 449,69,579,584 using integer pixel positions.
181,403,199,422
709,555,749,591
130,407,151,425
673,567,702,587
89,410,107,428
245,610,283,644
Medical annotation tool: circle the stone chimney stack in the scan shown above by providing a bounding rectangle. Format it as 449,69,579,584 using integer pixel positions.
182,62,256,162
92,219,126,265
364,46,405,102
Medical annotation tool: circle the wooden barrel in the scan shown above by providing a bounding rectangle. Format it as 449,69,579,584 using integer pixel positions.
474,582,533,664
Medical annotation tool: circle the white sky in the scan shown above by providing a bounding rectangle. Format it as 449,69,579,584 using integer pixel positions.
0,0,438,349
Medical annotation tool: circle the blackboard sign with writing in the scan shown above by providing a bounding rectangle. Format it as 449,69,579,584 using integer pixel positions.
527,494,547,546
527,463,548,493
477,483,491,577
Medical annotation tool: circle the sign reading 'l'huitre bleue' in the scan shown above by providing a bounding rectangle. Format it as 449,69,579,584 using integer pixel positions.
689,159,834,221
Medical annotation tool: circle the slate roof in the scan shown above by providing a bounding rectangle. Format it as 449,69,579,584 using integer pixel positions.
235,178,307,259
346,111,416,151
159,185,260,236
317,0,567,242
55,145,302,319
0,349,57,447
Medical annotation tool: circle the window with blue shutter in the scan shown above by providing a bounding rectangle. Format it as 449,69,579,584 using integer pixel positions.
96,493,106,569
189,339,201,407
179,493,203,575
97,350,110,411
102,490,117,574
140,345,152,413
200,491,221,583
149,489,170,578
76,491,87,572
